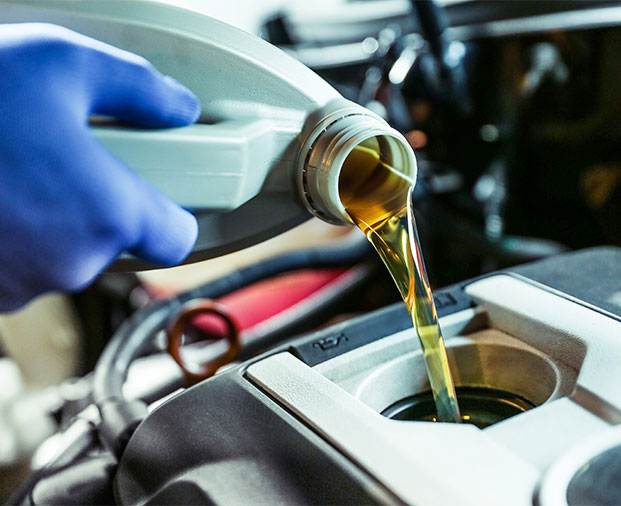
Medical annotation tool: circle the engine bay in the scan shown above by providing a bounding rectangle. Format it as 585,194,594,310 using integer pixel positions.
1,1,620,505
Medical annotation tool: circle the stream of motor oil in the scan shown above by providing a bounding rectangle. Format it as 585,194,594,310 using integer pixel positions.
339,138,461,423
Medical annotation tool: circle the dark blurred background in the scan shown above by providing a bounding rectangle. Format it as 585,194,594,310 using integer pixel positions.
263,0,621,286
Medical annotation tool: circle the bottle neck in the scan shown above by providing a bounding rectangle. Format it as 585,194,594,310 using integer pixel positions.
299,110,417,225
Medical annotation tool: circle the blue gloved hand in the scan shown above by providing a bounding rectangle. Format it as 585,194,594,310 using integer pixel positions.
0,23,201,312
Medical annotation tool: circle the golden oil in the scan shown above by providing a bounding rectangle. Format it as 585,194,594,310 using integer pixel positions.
339,136,461,423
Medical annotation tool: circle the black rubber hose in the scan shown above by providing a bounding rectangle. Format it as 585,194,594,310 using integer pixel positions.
410,0,449,62
92,237,371,407
410,0,470,114
6,418,97,506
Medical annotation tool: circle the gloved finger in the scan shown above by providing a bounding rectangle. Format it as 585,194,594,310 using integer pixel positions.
128,191,199,267
86,43,201,128
84,135,199,267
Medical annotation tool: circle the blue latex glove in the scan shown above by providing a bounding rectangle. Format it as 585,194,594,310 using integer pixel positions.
0,23,201,312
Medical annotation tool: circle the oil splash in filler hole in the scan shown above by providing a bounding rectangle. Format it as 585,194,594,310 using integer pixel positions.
339,136,461,423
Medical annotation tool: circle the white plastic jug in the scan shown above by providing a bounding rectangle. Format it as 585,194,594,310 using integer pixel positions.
1,0,417,268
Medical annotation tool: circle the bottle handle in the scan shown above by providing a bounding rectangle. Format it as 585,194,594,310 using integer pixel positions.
92,120,277,210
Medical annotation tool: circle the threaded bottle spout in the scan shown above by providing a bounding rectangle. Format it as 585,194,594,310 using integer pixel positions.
299,108,417,225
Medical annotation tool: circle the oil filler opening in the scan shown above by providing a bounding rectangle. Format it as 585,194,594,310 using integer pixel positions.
382,386,536,429
352,331,568,429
